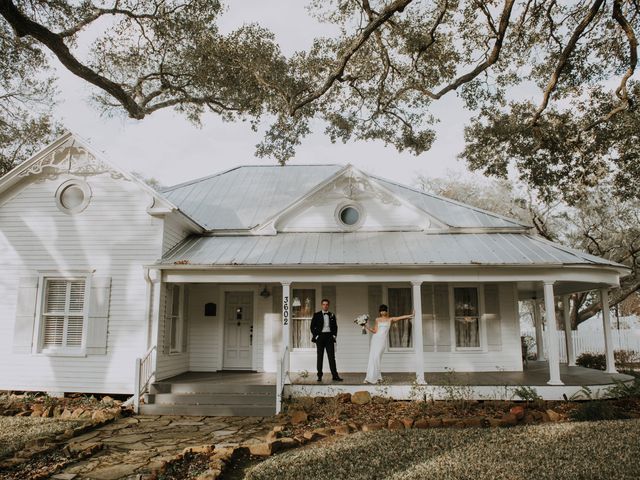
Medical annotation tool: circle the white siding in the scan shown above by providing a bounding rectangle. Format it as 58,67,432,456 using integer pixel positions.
0,171,164,394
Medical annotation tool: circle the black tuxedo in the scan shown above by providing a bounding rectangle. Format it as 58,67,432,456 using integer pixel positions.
310,310,339,379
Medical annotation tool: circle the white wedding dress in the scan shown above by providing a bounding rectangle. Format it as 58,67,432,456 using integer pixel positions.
364,321,390,384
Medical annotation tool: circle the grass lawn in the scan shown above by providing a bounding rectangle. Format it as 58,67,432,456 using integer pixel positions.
246,419,640,480
0,416,85,459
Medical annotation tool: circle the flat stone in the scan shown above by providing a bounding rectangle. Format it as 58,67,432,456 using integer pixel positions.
401,417,415,428
170,421,205,426
290,410,308,424
388,419,405,430
546,409,562,422
500,413,518,427
333,425,351,435
51,474,78,479
510,406,525,420
303,431,322,441
87,463,144,480
102,433,150,444
248,442,272,457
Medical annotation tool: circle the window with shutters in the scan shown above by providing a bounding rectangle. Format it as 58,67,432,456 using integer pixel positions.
40,278,88,353
452,286,483,349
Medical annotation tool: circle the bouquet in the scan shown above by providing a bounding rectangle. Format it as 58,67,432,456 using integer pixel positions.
354,314,369,334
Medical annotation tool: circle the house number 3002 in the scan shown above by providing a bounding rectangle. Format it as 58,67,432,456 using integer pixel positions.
283,296,289,326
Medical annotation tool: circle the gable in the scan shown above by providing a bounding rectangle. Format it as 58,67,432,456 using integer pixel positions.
272,167,443,233
161,165,343,231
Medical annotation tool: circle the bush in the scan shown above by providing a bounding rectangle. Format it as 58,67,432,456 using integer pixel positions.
569,400,629,421
576,350,639,371
576,352,607,370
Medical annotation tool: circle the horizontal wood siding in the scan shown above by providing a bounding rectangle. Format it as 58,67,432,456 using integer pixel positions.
0,172,164,394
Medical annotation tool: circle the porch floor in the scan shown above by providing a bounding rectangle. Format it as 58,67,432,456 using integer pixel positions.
161,362,633,387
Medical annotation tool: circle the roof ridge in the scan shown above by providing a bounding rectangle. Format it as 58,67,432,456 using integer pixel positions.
371,175,531,228
162,164,343,193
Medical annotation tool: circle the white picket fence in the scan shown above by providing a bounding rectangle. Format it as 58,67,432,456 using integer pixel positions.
521,329,640,363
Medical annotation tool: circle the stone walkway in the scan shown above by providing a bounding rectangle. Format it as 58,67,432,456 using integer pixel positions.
54,415,277,480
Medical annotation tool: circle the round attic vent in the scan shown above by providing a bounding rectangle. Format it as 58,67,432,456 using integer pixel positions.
336,203,365,230
56,179,91,215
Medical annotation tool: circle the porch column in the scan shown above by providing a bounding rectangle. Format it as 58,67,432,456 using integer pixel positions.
533,299,545,360
600,288,617,374
563,295,576,366
411,281,426,384
149,269,162,359
281,282,291,383
543,281,563,385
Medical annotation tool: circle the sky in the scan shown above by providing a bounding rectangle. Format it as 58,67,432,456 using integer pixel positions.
51,1,473,189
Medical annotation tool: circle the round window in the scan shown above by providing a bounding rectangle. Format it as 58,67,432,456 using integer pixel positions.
55,180,91,214
60,185,85,210
335,203,364,230
339,206,360,226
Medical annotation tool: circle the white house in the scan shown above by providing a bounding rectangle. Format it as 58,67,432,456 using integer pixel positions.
0,133,631,415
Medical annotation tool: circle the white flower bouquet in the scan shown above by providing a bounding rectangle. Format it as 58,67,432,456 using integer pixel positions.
354,314,369,334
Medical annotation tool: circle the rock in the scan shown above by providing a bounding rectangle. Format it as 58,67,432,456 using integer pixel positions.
413,418,429,429
488,418,502,428
462,417,488,428
51,474,78,479
337,393,351,403
312,427,334,437
290,410,308,424
92,410,111,423
362,423,385,432
293,435,308,445
510,406,525,420
401,417,415,429
372,396,392,405
42,406,53,418
546,409,562,422
270,437,297,453
302,431,322,441
541,412,550,423
249,442,273,457
272,425,286,433
70,407,85,419
333,425,351,435
88,463,145,480
101,396,114,404
351,391,372,405
182,445,214,455
265,429,281,443
53,406,63,417
499,413,518,427
388,419,405,430
441,418,460,427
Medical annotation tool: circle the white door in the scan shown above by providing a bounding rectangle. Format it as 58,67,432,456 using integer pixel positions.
223,292,254,369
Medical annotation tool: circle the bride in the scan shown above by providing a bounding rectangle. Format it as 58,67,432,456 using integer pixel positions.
364,304,414,384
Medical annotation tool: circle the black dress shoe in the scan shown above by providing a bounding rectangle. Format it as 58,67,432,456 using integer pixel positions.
317,377,322,382
332,376,344,382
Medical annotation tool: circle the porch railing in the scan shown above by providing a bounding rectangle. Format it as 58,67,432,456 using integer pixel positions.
276,345,288,414
133,345,156,414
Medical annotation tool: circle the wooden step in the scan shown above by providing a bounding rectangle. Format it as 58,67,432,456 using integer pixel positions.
138,403,275,417
147,392,275,406
150,382,274,395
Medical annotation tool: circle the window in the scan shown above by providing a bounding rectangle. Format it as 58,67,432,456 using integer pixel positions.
453,287,480,348
55,180,91,214
167,284,183,353
41,278,87,352
292,289,315,349
388,287,412,348
335,203,364,230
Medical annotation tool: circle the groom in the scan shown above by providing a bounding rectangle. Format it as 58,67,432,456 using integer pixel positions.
310,299,343,382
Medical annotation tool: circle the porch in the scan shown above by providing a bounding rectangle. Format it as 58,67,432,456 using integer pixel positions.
142,364,634,411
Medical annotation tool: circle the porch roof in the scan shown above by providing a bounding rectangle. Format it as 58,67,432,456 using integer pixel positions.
159,232,623,269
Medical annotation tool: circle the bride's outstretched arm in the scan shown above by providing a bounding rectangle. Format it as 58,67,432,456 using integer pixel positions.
391,312,415,323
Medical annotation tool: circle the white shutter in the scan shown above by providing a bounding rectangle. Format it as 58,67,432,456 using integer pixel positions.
434,284,451,351
421,284,435,351
484,283,502,350
43,316,64,347
87,277,111,354
181,287,189,353
13,276,40,353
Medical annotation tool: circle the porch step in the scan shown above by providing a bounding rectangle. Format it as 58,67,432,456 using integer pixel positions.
138,404,276,416
141,380,276,417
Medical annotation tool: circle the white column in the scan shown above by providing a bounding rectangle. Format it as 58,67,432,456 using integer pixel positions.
533,299,545,360
563,295,576,366
600,288,617,374
281,282,291,383
412,281,426,384
543,282,563,385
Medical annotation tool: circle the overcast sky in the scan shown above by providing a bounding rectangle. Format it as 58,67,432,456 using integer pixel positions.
51,1,473,189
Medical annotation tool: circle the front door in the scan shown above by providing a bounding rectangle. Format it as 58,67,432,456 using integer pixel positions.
223,291,253,369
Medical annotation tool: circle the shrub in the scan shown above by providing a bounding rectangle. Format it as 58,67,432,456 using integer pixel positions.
605,378,640,399
576,350,639,371
576,352,607,370
569,400,629,421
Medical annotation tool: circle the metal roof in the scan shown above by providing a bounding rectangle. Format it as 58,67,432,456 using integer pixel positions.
375,178,529,228
161,165,529,231
161,165,343,230
160,232,622,268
